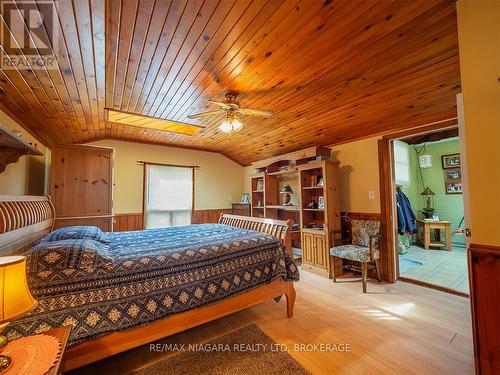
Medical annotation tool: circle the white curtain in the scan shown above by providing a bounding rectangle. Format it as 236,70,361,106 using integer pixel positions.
394,140,411,186
144,164,193,229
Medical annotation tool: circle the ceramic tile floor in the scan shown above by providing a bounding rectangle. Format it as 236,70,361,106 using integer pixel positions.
399,244,469,294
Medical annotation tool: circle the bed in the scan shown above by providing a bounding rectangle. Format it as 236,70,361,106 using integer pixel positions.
0,195,298,371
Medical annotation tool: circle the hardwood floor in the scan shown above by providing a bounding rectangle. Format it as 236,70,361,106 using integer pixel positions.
69,269,473,375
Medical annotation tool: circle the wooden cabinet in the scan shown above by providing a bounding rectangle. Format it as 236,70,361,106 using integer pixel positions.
302,231,315,264
298,160,341,278
50,145,113,231
302,230,329,276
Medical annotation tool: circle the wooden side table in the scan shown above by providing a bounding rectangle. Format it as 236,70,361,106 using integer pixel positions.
416,219,452,251
44,326,71,375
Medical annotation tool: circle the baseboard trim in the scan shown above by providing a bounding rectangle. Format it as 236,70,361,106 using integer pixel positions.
399,276,469,298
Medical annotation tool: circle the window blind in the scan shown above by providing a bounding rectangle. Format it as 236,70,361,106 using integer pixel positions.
144,164,193,229
393,140,411,186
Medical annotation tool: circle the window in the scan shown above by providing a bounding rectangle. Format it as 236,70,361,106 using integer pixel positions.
144,164,193,229
393,140,410,186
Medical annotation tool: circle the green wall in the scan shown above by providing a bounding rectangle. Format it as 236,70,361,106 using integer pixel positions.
401,138,465,246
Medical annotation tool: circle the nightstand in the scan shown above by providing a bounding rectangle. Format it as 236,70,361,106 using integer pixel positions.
43,326,71,375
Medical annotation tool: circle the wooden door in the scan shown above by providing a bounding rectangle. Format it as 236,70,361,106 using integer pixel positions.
51,145,113,231
313,234,328,270
302,232,314,265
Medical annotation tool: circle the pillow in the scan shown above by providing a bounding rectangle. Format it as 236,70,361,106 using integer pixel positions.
25,239,113,273
38,226,106,244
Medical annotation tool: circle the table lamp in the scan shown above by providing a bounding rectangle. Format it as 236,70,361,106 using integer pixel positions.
0,256,37,371
420,186,436,218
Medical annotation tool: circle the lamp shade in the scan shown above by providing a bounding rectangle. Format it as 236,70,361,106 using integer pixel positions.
420,186,435,196
0,256,36,323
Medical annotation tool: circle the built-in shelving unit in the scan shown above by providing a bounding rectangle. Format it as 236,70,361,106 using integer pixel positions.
249,147,336,262
0,124,43,173
298,160,341,278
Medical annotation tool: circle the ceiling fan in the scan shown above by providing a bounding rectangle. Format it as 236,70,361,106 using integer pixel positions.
187,93,274,133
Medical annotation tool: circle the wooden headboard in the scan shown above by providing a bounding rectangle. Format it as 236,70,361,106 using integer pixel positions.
0,195,55,255
218,214,292,256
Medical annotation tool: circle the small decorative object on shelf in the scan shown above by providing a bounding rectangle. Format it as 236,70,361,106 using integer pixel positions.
257,200,263,207
310,175,316,187
317,177,324,187
318,196,325,209
240,193,250,204
280,184,294,205
256,179,264,191
306,200,316,209
0,256,38,372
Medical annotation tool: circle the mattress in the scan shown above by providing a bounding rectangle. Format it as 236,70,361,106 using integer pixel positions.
8,224,299,345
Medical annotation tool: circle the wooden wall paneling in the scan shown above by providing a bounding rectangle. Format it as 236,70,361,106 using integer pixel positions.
0,1,460,166
113,209,245,230
468,244,500,375
191,209,232,224
113,213,144,232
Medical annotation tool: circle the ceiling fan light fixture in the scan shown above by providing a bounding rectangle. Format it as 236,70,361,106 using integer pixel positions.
219,118,243,133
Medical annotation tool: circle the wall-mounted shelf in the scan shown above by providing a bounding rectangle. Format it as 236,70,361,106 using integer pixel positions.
0,125,42,173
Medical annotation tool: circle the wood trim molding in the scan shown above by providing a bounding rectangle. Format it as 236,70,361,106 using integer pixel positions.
468,243,500,375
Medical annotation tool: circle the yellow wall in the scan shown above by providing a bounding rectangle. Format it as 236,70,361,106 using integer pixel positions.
243,137,381,213
457,0,500,246
87,140,244,214
0,109,47,195
331,137,381,213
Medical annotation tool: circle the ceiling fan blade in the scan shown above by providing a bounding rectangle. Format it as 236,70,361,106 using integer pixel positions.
187,110,222,119
208,100,232,110
238,108,274,118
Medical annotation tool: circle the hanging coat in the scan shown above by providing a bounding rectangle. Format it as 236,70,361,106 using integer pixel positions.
396,188,417,234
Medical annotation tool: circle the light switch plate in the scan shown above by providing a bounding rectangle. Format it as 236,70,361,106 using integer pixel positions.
368,191,375,200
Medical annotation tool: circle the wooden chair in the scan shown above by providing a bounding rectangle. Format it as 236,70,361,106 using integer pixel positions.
330,219,382,293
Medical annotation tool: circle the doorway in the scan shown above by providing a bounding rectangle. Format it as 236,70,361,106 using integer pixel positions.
378,122,469,296
392,129,468,294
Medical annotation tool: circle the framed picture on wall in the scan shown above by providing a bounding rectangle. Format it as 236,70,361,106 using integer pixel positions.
445,182,462,194
445,168,461,182
442,153,461,169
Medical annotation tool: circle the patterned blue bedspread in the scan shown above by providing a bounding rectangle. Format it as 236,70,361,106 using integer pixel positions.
8,224,299,345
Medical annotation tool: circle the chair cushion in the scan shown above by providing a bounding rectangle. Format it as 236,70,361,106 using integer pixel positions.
351,220,380,247
330,244,379,262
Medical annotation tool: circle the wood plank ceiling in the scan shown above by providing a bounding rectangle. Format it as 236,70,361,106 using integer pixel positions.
0,0,460,165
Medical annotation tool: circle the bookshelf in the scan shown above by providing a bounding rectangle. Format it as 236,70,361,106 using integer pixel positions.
298,160,341,277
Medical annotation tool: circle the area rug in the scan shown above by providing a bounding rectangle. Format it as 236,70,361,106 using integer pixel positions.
130,324,310,375
399,257,424,274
